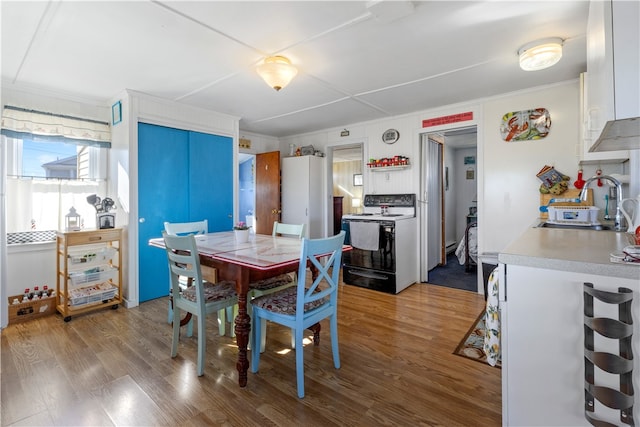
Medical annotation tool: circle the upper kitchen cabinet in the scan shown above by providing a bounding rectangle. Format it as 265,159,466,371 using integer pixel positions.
584,0,640,155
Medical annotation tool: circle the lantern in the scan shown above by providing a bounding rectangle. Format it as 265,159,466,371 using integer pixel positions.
65,207,81,231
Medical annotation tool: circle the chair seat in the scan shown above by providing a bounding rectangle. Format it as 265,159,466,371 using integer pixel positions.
182,280,236,303
249,273,295,291
252,286,328,315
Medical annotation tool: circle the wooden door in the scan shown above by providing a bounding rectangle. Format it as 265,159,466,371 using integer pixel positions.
254,151,281,235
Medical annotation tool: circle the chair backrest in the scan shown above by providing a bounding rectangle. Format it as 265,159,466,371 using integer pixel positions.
272,221,305,239
295,231,345,314
164,220,208,236
162,231,206,309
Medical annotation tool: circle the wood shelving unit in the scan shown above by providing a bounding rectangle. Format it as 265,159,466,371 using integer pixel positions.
56,228,122,322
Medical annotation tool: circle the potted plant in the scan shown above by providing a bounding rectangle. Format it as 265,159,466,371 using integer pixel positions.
233,221,251,243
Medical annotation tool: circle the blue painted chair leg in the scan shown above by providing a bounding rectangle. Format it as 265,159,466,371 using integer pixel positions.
295,327,305,398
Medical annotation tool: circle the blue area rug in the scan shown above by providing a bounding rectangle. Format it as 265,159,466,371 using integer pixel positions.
427,252,477,292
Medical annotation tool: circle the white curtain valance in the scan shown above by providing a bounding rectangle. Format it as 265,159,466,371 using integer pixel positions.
1,105,111,148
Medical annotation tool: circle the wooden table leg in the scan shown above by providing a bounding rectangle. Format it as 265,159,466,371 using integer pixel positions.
233,269,250,387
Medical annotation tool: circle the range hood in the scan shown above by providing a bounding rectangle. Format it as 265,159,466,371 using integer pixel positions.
589,117,640,152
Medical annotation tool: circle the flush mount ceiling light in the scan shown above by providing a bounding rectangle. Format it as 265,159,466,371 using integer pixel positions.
518,37,563,71
256,56,298,91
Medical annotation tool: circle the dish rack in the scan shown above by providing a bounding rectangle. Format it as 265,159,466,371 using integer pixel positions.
547,206,600,226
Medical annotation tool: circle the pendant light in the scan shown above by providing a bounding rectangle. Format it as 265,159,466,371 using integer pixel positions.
256,56,298,91
518,38,563,71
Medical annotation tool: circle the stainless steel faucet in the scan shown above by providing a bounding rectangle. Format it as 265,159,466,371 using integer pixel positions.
579,174,625,231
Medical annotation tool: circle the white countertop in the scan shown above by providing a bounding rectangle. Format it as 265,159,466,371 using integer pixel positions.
499,224,640,280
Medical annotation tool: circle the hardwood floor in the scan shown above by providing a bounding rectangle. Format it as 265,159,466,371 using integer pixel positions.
1,282,501,426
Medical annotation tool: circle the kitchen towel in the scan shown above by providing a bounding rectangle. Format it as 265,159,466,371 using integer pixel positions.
349,222,380,251
483,267,501,367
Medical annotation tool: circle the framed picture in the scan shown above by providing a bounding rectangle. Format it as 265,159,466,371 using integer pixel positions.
111,101,122,125
353,174,363,186
97,213,115,229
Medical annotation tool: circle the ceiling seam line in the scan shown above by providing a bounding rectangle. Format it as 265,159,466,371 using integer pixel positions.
353,58,499,97
150,0,266,56
249,97,352,123
12,1,61,84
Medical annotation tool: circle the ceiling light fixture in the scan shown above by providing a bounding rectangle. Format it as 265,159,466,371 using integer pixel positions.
518,37,563,71
256,56,298,91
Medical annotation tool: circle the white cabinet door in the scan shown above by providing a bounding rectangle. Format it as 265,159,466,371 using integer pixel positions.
585,0,640,154
502,264,639,426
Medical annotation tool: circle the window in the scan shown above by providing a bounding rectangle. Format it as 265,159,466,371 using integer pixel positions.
2,106,111,236
5,136,108,233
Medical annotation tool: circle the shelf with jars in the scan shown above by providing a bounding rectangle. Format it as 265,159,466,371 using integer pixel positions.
367,156,410,171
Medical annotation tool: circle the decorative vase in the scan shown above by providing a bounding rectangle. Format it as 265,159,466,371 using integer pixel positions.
234,229,250,243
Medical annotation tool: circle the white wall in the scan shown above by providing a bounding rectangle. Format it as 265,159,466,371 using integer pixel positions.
280,80,589,265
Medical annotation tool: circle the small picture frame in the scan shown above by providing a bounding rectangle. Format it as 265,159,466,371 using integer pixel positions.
466,168,475,180
97,213,115,229
353,174,363,186
112,101,122,125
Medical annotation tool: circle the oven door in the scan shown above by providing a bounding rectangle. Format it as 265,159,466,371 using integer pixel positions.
341,219,396,292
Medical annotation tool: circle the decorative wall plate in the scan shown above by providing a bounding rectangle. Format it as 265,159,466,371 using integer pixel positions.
382,129,400,144
500,108,551,142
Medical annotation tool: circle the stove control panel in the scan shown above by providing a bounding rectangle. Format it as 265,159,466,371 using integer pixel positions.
363,194,415,208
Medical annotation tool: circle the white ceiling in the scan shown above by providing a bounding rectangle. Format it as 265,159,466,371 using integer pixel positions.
1,1,589,138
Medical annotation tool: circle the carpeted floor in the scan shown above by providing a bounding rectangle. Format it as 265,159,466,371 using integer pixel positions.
427,252,478,292
453,311,501,368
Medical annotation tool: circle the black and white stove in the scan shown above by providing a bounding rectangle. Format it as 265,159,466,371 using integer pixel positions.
341,194,418,294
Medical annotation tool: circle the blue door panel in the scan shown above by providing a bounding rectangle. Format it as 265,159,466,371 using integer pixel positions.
188,132,233,232
138,123,189,302
137,124,233,303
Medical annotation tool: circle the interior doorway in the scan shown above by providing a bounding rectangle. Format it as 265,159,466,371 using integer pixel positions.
420,126,478,291
238,153,255,229
328,143,364,235
239,151,282,234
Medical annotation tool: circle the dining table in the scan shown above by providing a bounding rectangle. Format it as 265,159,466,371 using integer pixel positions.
149,231,321,387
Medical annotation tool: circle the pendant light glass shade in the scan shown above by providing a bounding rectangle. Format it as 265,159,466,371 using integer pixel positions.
256,56,298,91
518,38,563,71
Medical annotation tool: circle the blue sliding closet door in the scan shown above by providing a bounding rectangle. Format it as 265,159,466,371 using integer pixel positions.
188,131,233,232
138,123,232,303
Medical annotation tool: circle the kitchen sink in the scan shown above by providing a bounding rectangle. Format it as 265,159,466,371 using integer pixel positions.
536,222,614,231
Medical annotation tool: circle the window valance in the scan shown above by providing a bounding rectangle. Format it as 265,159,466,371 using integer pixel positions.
1,105,111,148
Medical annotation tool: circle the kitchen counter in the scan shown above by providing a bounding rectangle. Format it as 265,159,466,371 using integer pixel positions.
499,224,639,280
499,223,639,426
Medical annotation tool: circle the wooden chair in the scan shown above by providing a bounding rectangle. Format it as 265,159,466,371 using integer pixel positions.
164,220,232,337
162,231,238,376
250,231,345,398
272,221,306,238
249,221,306,352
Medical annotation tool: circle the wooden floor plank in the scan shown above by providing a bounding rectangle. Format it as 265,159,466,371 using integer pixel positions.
1,282,501,426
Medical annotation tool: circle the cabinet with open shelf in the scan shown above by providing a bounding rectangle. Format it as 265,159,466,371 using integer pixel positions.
56,228,122,321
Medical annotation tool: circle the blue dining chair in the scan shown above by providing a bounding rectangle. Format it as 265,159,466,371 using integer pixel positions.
249,221,306,353
164,220,235,338
250,231,345,398
162,231,238,376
